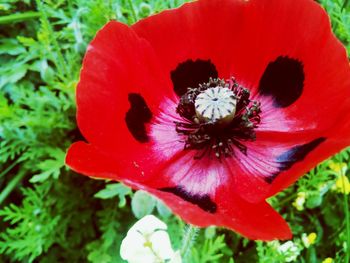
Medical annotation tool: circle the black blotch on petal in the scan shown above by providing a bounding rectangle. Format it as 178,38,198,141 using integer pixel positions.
258,56,305,108
159,186,217,213
264,137,326,183
125,93,152,143
171,59,218,97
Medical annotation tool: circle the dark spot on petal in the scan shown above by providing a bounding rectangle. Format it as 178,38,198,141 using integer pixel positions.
171,59,218,97
259,56,304,108
125,93,152,143
265,137,326,183
159,186,217,213
264,174,278,184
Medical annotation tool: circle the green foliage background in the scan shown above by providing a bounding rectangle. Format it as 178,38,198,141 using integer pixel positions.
0,0,349,262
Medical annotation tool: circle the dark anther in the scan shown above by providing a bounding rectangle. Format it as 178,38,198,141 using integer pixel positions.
259,56,304,108
125,93,152,142
175,77,261,159
171,59,218,97
160,186,217,213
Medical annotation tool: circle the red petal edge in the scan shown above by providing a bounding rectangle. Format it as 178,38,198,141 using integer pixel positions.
66,141,292,240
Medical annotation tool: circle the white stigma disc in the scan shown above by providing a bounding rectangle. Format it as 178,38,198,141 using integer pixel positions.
194,87,237,124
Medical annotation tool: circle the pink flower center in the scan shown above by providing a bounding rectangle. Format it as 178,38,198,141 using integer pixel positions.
175,78,261,159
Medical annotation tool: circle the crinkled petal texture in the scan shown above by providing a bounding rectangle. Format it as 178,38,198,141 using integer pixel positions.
66,0,350,240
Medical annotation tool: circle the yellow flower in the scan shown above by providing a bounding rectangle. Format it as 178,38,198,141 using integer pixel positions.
308,233,317,244
329,161,347,174
322,257,333,263
302,232,317,247
293,192,306,211
334,175,350,195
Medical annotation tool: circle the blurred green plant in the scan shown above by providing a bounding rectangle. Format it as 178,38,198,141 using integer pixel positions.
0,0,349,262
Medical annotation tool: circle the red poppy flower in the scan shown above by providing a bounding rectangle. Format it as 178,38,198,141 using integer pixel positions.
66,0,350,240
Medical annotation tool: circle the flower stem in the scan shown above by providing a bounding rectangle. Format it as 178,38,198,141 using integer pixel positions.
0,171,26,205
127,0,138,23
278,193,297,207
180,224,199,260
0,159,20,179
342,186,350,263
0,12,40,24
337,153,350,262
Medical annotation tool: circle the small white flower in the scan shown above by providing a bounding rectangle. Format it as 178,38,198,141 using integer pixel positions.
278,241,300,262
120,215,181,263
169,251,182,263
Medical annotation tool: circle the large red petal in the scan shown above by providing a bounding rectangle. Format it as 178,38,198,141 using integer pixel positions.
74,21,181,180
132,0,245,79
77,21,172,154
133,0,350,133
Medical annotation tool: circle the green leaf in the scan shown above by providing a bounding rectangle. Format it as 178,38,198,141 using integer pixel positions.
0,62,27,88
204,226,216,239
94,183,132,207
17,36,37,47
0,39,25,55
30,148,65,183
131,190,156,219
306,193,323,209
156,199,172,218
306,246,317,263
86,241,112,263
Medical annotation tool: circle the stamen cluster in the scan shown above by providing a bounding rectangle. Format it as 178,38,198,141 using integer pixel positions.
175,78,261,159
